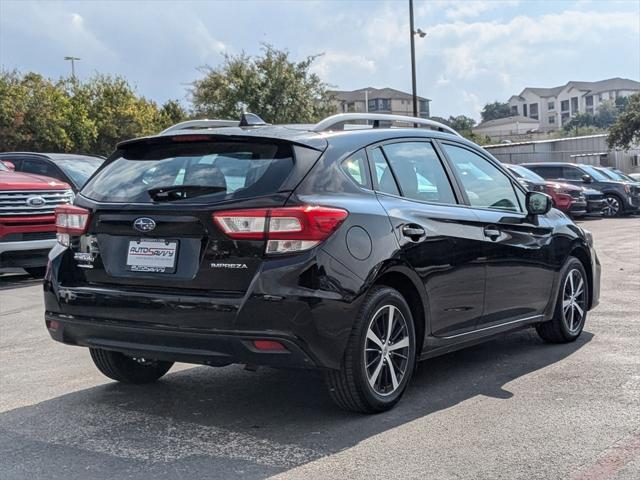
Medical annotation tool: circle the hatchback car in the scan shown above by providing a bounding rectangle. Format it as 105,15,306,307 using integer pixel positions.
0,153,104,192
44,113,600,413
524,162,640,217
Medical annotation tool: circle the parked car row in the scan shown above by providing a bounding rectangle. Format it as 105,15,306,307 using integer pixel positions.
504,162,640,218
0,153,103,276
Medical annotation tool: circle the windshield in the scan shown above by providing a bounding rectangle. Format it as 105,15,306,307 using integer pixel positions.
508,165,545,183
580,165,610,182
82,141,294,203
0,161,8,172
601,169,631,182
53,156,104,187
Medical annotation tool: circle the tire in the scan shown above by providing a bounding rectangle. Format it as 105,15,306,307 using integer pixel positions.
536,257,588,343
89,348,173,384
24,267,46,278
325,286,417,413
602,194,623,217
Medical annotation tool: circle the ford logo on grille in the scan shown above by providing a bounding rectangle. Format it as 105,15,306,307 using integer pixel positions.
26,195,46,207
133,217,156,232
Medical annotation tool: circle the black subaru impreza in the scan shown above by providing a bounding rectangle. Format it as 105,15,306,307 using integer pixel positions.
44,113,600,413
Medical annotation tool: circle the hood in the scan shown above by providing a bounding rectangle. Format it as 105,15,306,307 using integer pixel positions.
0,170,71,191
545,181,582,192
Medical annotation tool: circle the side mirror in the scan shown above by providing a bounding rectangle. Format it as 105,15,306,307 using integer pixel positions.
526,191,552,216
2,160,15,171
581,174,593,183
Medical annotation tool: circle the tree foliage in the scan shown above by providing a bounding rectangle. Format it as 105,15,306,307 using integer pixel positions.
563,100,622,133
608,93,640,149
0,70,187,155
480,101,512,122
190,44,335,123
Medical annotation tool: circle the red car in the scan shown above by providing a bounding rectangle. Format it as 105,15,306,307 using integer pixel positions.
0,160,73,276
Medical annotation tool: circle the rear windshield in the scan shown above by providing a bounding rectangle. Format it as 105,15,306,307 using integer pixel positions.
82,141,294,203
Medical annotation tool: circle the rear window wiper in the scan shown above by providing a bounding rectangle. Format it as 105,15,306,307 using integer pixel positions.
148,185,226,201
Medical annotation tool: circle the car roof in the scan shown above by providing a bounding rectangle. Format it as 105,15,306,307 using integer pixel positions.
523,162,586,167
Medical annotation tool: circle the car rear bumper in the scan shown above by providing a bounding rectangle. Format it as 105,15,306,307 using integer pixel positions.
45,312,319,368
0,238,56,268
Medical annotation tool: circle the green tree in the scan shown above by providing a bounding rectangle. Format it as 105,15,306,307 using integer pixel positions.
480,101,511,122
190,44,335,123
594,100,618,128
447,115,476,132
159,99,188,128
80,74,166,155
608,93,640,149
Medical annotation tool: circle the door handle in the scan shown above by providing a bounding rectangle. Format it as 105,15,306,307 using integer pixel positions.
483,226,501,239
402,225,426,240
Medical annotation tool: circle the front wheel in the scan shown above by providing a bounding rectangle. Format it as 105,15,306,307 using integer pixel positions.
90,348,173,384
602,194,623,217
325,286,416,413
536,257,588,343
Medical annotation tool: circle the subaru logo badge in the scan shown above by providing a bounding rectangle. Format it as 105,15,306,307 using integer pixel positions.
26,195,46,207
133,217,156,232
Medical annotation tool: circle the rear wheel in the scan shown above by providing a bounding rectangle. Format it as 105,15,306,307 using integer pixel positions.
325,286,416,413
602,194,623,217
89,348,173,384
536,257,588,343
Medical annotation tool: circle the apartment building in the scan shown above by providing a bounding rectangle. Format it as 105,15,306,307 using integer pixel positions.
329,87,431,118
508,77,640,131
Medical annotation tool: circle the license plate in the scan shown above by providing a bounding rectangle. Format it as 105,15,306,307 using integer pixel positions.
126,239,178,273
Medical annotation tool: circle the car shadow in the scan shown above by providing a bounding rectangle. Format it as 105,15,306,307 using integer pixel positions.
0,328,593,480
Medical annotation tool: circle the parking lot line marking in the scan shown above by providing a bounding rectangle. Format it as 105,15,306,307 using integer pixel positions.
571,431,640,480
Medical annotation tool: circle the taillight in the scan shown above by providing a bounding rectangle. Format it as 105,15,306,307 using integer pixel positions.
55,205,90,246
213,206,348,254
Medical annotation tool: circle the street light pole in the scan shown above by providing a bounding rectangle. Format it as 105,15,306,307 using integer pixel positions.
64,56,81,81
409,0,418,117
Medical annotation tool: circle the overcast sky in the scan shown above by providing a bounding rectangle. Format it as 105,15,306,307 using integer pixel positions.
1,0,639,120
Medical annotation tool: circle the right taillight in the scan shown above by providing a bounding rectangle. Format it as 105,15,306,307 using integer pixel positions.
213,205,348,254
55,205,90,246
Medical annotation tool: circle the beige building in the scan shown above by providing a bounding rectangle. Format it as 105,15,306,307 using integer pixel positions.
472,115,539,141
329,87,431,119
508,77,640,131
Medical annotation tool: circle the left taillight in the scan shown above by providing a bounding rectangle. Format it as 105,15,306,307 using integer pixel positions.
213,205,348,254
55,205,90,246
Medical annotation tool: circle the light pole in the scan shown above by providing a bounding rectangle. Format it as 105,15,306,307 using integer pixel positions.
64,56,81,81
409,0,426,118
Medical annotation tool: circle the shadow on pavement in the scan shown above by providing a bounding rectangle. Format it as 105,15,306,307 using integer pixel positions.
0,328,593,480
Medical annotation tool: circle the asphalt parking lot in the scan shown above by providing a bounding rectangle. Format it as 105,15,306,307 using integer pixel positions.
0,216,638,480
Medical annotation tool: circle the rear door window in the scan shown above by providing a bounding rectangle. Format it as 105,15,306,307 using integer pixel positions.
82,141,294,203
371,147,400,196
560,166,584,180
381,142,456,204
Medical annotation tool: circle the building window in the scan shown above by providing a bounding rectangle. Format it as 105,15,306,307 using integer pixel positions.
530,103,538,120
561,112,570,124
571,97,579,112
368,99,377,111
548,101,555,111
548,116,555,124
380,99,391,111
511,105,518,115
523,104,528,117
586,95,593,107
561,100,570,112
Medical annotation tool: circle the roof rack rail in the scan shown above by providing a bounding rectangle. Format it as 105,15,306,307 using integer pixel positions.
161,119,239,134
312,113,462,137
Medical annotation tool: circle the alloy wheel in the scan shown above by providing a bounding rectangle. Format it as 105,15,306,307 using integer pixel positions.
364,304,411,396
602,196,620,217
562,269,587,333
